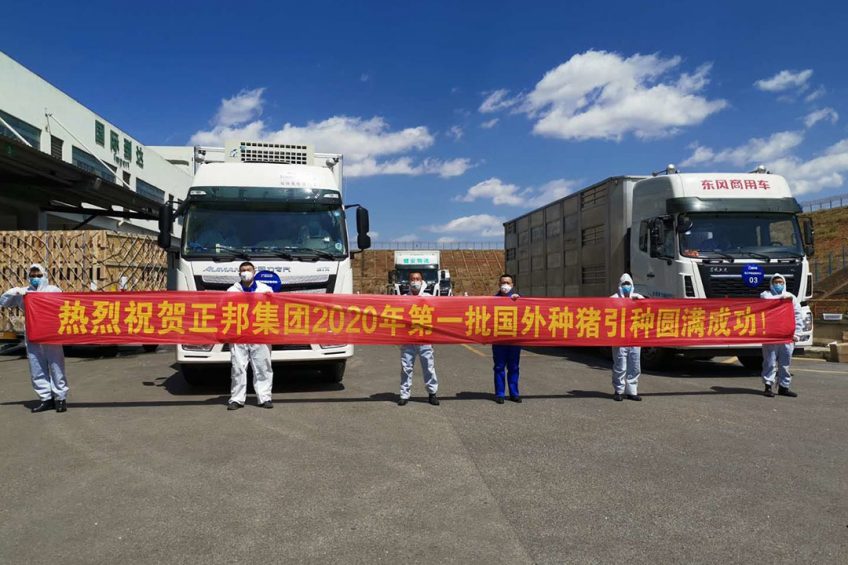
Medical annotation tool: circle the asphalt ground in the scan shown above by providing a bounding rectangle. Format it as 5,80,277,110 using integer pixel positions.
0,345,846,564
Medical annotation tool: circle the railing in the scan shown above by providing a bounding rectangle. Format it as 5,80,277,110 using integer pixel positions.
802,193,848,212
810,245,848,281
371,241,503,250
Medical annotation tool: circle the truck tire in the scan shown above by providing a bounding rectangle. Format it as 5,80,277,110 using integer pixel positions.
142,345,159,353
639,347,668,371
738,355,764,372
181,365,208,386
321,360,346,384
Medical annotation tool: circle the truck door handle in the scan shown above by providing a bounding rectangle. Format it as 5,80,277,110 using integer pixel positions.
647,273,655,278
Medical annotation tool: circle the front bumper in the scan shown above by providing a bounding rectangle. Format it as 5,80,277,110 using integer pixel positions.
177,343,353,364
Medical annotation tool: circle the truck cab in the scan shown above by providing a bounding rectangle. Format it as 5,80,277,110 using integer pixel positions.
158,141,371,384
387,250,452,295
629,170,814,361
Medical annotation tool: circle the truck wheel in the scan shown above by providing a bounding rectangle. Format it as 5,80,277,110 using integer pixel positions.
321,360,346,384
738,355,764,372
142,345,159,353
639,347,668,370
181,365,208,386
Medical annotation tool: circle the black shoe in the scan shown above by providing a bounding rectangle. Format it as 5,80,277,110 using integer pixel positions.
428,394,440,406
509,396,522,403
613,393,623,402
31,400,55,413
227,402,243,410
260,400,273,409
495,396,505,404
397,398,408,406
626,394,642,401
778,386,798,398
764,384,775,398
55,399,67,413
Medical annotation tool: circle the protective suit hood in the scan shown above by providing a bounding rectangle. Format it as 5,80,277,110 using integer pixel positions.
769,273,786,292
619,273,634,286
29,263,48,290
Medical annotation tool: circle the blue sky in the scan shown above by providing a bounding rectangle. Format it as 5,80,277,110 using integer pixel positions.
4,0,848,242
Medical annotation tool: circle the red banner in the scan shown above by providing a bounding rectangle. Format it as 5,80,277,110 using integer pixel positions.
23,292,794,346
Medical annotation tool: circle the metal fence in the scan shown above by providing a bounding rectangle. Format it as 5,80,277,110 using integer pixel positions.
371,241,503,250
811,245,848,281
802,193,848,212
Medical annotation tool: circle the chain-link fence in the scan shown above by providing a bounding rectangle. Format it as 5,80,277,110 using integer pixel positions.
810,244,848,281
371,241,502,250
802,193,848,212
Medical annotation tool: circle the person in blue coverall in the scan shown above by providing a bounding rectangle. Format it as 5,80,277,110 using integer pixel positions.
0,263,69,413
760,273,803,398
610,273,645,402
492,274,521,404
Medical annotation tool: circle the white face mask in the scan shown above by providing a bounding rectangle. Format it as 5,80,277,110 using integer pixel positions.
240,270,254,282
500,284,512,294
410,281,423,291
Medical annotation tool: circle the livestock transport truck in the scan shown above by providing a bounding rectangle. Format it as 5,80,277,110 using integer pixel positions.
503,167,815,369
157,141,371,384
387,250,453,296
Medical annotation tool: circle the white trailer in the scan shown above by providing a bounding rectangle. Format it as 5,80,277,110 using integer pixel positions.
387,250,452,295
504,167,815,369
157,141,371,384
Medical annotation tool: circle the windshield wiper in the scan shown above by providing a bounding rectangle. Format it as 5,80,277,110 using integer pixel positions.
209,245,252,261
251,247,295,260
733,250,772,262
701,251,736,262
772,250,804,258
285,247,340,260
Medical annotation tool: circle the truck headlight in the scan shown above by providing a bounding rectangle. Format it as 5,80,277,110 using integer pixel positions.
803,311,813,332
182,344,214,352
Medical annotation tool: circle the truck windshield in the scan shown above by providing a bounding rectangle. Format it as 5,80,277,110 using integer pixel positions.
678,213,803,259
182,202,348,259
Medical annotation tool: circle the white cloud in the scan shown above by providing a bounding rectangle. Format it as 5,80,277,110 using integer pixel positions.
396,234,420,242
190,89,471,178
428,214,505,238
525,179,579,207
368,231,379,240
770,139,848,195
211,88,265,128
480,118,499,129
360,73,370,82
454,177,579,207
803,107,838,128
346,157,473,178
437,236,458,243
490,50,727,141
754,69,813,92
805,86,826,102
447,125,464,141
479,89,519,113
681,131,805,167
455,178,523,205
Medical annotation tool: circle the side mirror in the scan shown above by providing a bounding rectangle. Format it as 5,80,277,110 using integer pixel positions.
801,217,815,257
356,207,371,250
157,203,173,249
676,214,693,234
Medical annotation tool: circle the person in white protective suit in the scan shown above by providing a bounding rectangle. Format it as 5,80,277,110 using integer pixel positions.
226,261,274,410
610,273,645,402
760,273,803,398
397,271,440,406
0,263,69,413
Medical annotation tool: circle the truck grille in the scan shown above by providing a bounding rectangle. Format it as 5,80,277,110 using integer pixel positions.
697,263,801,298
193,275,336,293
222,344,312,352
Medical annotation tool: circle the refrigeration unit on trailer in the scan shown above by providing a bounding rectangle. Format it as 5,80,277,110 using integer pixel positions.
503,166,814,368
157,141,371,384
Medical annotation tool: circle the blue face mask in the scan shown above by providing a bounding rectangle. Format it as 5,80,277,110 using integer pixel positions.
620,284,632,296
772,284,785,294
29,276,42,288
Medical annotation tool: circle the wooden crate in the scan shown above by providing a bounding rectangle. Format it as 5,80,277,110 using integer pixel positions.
0,230,167,335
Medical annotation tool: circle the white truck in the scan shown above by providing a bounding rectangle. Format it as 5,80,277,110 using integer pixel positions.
157,141,371,384
387,250,452,296
503,166,815,369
